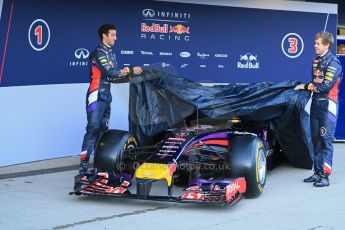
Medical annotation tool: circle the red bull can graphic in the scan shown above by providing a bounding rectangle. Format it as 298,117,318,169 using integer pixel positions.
170,24,190,34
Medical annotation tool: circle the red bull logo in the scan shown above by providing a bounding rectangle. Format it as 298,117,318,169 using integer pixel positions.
313,69,323,77
141,23,169,33
239,53,257,61
237,53,260,69
169,24,190,34
141,23,191,42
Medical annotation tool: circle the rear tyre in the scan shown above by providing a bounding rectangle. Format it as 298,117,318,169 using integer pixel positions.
94,130,138,174
226,135,266,198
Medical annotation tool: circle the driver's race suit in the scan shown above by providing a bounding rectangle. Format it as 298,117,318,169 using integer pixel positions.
305,51,343,176
79,43,133,174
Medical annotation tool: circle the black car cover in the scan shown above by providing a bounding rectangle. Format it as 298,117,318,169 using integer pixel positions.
129,68,313,169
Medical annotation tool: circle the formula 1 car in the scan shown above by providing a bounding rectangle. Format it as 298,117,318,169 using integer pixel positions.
70,117,277,207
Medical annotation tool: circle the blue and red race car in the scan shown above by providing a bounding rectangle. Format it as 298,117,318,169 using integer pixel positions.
71,118,276,206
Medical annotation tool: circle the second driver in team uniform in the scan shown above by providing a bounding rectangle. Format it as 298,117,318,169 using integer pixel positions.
79,24,142,175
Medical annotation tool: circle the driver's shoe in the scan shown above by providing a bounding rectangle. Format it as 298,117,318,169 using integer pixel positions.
303,173,320,183
79,160,89,176
313,174,330,187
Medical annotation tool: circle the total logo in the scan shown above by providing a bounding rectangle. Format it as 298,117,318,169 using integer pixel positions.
121,50,134,55
197,52,210,59
69,48,89,67
237,53,260,69
141,51,154,56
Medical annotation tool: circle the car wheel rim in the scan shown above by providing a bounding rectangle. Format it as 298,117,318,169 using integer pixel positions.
258,148,266,185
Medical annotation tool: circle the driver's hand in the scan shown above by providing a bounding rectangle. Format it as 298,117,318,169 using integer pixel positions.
294,84,305,90
121,67,130,74
133,67,143,75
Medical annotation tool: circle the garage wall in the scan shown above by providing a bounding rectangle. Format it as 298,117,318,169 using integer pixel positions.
0,84,130,166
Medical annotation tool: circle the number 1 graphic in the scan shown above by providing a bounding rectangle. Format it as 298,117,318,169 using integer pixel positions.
35,26,42,45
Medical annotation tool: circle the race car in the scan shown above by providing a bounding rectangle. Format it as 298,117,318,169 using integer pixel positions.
70,119,276,206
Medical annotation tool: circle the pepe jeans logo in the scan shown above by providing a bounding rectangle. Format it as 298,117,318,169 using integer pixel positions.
197,52,210,59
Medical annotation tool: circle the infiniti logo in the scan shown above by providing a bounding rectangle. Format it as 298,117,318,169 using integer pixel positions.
75,48,89,59
142,9,155,18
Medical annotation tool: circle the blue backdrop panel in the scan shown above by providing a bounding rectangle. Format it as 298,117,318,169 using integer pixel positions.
0,0,338,86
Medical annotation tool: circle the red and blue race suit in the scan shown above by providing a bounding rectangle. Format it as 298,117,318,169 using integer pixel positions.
79,43,133,174
305,51,343,176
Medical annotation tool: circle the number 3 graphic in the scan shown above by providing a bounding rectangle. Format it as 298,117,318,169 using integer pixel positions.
288,38,298,54
281,33,304,58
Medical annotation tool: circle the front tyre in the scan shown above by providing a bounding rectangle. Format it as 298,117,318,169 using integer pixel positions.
226,135,266,198
94,130,138,174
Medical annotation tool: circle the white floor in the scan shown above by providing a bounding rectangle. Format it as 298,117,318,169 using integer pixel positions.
1,144,345,230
